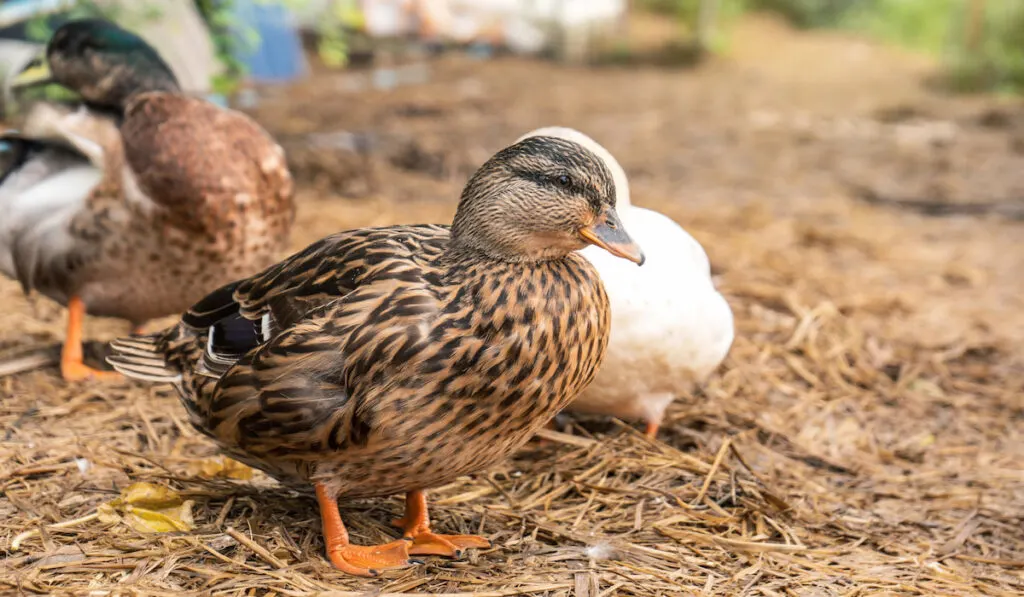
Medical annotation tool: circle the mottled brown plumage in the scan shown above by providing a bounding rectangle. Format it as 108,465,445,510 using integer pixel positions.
107,135,644,576
2,19,294,381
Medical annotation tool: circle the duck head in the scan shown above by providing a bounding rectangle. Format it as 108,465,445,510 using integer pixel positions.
451,136,644,266
10,18,180,111
516,126,632,209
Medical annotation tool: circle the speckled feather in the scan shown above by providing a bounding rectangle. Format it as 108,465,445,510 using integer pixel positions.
108,136,620,499
119,92,294,239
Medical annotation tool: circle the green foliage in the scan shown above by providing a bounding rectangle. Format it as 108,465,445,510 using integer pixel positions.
835,0,1024,93
282,0,357,68
195,0,251,95
744,0,859,28
840,0,957,53
641,0,1024,94
942,1,1024,93
633,0,749,54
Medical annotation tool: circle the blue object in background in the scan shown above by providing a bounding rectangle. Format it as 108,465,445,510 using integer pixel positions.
228,0,308,84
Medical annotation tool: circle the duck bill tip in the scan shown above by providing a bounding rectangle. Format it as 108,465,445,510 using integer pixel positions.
579,226,645,266
10,56,53,90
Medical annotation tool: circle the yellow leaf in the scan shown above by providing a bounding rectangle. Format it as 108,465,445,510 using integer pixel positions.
122,503,194,533
121,482,187,510
186,457,255,481
100,482,195,533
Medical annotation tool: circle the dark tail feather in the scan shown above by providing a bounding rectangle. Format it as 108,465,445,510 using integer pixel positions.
107,332,182,384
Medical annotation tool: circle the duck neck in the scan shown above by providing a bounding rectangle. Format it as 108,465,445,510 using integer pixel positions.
83,61,180,113
108,75,180,112
443,237,569,266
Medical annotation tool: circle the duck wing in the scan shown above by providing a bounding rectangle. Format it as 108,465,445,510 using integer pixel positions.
110,224,451,462
182,223,450,336
119,93,294,233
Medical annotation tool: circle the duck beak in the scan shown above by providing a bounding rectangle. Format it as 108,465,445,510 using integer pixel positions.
580,207,645,266
10,54,54,89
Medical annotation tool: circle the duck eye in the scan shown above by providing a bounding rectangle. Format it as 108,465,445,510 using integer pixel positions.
555,174,571,188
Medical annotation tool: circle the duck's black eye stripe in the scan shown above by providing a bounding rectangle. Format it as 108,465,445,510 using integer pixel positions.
513,168,562,188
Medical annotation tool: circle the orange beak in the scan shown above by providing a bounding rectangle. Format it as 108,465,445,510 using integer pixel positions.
579,206,645,265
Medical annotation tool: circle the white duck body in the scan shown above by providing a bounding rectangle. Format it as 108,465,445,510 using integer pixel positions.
517,127,734,436
574,207,734,430
0,102,108,301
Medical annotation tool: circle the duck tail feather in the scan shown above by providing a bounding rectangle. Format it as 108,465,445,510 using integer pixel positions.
107,331,182,384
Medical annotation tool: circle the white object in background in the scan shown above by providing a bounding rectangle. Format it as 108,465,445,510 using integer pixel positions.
516,126,735,439
361,0,416,37
339,0,626,56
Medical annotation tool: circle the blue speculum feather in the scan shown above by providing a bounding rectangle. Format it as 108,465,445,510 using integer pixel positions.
210,313,261,358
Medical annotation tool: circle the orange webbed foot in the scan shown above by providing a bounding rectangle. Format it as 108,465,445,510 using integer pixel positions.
61,360,122,382
393,490,491,558
326,538,414,577
401,528,490,557
316,483,419,576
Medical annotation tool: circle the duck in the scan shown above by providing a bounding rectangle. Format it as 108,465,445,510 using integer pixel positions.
516,127,734,438
0,18,295,382
106,135,644,577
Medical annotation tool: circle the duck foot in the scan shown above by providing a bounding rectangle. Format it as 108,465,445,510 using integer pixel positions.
326,539,415,577
316,483,415,577
400,528,490,557
61,296,121,382
61,360,122,382
393,490,491,558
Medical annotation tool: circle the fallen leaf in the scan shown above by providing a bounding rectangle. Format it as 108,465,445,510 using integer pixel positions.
186,457,255,481
97,482,194,533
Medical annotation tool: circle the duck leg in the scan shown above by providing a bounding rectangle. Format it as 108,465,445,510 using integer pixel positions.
61,296,121,381
315,483,413,577
392,490,491,557
644,420,661,439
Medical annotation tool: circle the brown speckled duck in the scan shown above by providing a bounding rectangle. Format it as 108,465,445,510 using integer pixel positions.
107,135,644,576
1,19,294,381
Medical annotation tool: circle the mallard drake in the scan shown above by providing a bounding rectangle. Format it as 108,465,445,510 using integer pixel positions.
517,127,734,438
107,135,644,576
1,18,294,381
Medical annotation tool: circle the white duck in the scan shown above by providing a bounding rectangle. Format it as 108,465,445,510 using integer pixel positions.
517,127,734,438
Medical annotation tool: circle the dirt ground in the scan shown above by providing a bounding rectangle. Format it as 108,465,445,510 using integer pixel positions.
2,15,1023,596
